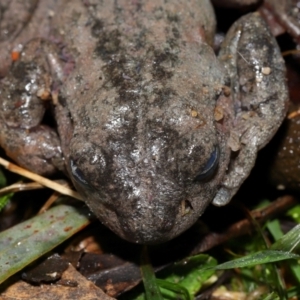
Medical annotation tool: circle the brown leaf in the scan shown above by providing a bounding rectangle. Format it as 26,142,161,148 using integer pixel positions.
79,253,141,297
0,264,115,300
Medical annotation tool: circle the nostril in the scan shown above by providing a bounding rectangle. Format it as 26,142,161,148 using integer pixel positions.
181,199,193,216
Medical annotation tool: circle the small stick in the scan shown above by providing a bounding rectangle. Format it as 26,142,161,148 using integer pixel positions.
287,109,300,119
0,157,83,201
38,181,75,214
0,182,44,196
38,192,61,214
281,49,300,57
191,195,297,254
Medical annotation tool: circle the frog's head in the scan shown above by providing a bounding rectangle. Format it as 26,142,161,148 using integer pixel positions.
67,100,230,244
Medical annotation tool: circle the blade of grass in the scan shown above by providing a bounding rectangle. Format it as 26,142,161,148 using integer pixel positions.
213,250,299,270
156,279,191,300
267,221,300,284
140,246,164,300
0,203,92,284
271,224,300,252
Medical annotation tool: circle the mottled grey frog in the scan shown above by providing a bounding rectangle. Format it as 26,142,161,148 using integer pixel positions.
0,0,288,243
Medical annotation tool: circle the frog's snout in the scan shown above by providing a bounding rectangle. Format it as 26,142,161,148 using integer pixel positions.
103,173,185,243
117,204,177,244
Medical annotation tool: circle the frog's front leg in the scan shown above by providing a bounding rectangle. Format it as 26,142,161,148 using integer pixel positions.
0,39,64,175
214,13,288,206
262,0,300,43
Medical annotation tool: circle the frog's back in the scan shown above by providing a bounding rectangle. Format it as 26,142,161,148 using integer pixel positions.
57,0,217,108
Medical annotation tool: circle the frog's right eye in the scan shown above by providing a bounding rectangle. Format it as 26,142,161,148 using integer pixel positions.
194,146,219,182
70,159,89,186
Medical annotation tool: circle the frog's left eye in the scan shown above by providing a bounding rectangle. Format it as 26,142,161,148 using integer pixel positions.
70,159,89,186
194,147,219,182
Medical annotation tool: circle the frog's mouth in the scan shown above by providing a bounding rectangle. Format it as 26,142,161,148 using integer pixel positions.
88,197,180,244
84,191,206,244
113,199,204,244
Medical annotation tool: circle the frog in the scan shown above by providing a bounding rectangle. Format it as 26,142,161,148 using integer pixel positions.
0,0,288,244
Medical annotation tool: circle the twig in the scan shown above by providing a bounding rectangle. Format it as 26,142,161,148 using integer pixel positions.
0,182,44,196
0,157,83,201
190,195,297,254
38,192,60,214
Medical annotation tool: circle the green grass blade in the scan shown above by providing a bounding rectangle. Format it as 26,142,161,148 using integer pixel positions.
156,279,191,300
213,250,299,270
271,224,300,252
140,247,164,300
0,203,92,284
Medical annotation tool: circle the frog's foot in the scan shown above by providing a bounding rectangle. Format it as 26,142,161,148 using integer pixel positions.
0,38,66,175
214,13,289,206
0,124,63,175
